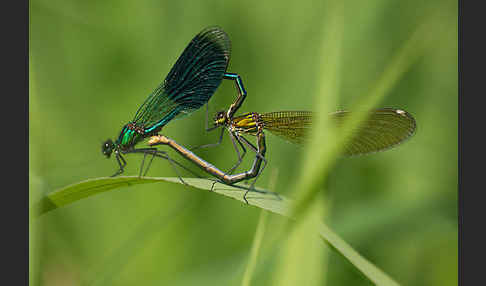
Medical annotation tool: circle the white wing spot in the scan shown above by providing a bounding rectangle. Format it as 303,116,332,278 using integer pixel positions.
396,109,406,116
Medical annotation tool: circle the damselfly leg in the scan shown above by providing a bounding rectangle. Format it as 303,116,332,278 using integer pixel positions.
226,131,247,174
121,147,204,185
111,152,127,177
236,129,267,203
193,72,248,149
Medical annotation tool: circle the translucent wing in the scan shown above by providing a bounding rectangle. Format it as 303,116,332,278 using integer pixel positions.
260,111,313,144
132,26,231,133
331,108,416,156
260,109,416,156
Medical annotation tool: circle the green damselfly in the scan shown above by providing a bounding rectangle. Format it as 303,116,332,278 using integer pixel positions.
205,108,417,180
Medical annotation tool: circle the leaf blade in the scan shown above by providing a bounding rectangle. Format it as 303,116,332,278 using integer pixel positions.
31,176,400,285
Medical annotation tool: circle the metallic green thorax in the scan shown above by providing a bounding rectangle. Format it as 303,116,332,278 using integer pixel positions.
116,123,145,150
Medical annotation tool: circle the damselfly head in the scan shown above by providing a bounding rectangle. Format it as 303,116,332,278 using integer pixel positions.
213,110,226,126
102,139,115,158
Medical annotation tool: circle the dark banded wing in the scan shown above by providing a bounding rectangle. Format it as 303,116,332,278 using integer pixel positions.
260,109,416,156
132,26,231,132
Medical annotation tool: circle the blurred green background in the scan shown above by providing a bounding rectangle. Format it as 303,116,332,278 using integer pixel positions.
30,0,457,285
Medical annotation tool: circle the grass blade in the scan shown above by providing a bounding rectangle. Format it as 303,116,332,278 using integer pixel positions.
31,176,400,285
241,169,278,286
271,196,328,286
293,14,444,217
241,210,269,286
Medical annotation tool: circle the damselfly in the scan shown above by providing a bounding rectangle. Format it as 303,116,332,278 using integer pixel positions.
102,26,249,177
206,108,417,177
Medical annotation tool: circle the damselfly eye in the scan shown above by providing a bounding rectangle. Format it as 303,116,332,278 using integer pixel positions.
102,139,114,158
213,111,223,120
213,111,226,126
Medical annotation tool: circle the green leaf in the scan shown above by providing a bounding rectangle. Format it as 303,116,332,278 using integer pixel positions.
31,176,400,285
30,176,163,218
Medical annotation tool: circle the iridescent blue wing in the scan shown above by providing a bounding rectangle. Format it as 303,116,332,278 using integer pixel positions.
132,26,231,133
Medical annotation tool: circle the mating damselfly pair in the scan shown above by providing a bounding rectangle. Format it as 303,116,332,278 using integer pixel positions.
102,26,416,203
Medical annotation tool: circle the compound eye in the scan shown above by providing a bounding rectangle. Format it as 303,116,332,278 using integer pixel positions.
214,111,224,121
102,139,114,157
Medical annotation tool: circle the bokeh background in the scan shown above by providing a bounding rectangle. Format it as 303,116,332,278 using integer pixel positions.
30,0,457,285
